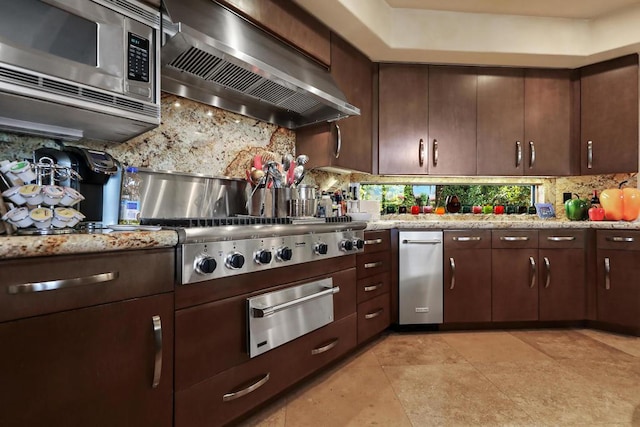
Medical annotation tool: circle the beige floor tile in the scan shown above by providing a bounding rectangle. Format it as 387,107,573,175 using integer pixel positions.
383,363,534,426
239,398,287,427
475,360,637,425
440,330,552,364
578,329,640,358
371,332,468,367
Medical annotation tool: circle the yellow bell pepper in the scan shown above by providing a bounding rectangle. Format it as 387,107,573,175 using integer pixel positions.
600,182,640,221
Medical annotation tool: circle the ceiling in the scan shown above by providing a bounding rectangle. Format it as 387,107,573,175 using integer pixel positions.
293,0,640,68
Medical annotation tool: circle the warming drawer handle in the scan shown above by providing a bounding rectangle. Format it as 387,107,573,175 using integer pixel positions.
364,261,383,269
364,308,384,320
499,236,529,242
587,140,593,169
311,338,339,355
222,373,270,402
547,236,576,242
7,271,118,295
251,286,340,318
543,257,551,289
364,282,383,292
604,257,611,290
449,257,456,290
452,236,481,242
364,238,383,245
402,239,442,245
606,236,635,243
151,315,163,389
334,123,342,159
529,256,536,288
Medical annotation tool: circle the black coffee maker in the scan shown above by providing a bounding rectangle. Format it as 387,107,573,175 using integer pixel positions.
34,146,122,226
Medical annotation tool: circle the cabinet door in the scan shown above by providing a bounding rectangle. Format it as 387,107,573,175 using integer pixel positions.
596,250,640,330
0,293,174,427
524,69,577,176
428,65,477,175
444,248,492,323
378,64,429,174
357,292,390,344
580,54,639,174
538,249,586,321
492,249,538,321
477,68,525,176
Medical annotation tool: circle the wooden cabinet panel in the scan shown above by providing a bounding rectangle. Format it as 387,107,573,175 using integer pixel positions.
378,64,429,174
524,69,578,176
492,229,538,249
580,54,639,174
538,229,586,249
356,251,390,279
428,65,477,175
363,230,391,254
443,229,491,249
0,293,174,427
357,271,390,303
538,248,586,321
357,292,390,343
492,248,539,321
444,247,492,323
477,68,525,176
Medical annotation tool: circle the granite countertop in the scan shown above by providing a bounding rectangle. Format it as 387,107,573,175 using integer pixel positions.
0,230,179,260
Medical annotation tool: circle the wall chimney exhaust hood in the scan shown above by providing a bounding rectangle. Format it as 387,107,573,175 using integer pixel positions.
160,0,360,129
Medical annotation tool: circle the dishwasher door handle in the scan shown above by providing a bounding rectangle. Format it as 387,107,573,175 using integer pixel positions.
402,239,442,245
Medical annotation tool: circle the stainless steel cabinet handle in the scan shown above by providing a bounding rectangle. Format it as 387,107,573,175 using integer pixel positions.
251,286,340,317
529,256,536,288
364,238,383,245
7,271,118,295
547,236,576,242
364,261,383,269
452,236,481,242
222,373,270,402
604,257,611,290
364,282,383,292
418,138,425,166
311,338,339,355
587,140,593,169
499,236,529,241
516,141,522,167
529,141,536,168
606,236,635,243
433,139,438,166
449,257,456,290
151,315,162,389
402,239,442,244
364,308,384,320
543,257,551,289
334,123,342,159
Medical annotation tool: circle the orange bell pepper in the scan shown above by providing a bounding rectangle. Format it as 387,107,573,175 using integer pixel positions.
600,182,640,221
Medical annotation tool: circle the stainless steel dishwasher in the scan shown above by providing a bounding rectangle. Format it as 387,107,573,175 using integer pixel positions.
398,231,443,325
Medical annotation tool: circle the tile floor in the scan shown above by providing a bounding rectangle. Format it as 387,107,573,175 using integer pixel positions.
240,329,640,427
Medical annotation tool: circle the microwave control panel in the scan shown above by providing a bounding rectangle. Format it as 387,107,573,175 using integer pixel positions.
127,32,150,82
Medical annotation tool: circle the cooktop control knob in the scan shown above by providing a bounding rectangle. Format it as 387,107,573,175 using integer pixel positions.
314,242,328,255
254,250,273,265
277,246,293,261
195,256,217,274
225,252,245,269
340,240,354,251
353,239,365,250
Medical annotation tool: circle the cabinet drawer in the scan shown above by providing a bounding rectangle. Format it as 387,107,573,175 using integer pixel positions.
597,230,640,251
357,272,390,303
538,229,585,248
444,230,491,249
357,292,390,344
0,249,174,323
356,251,390,278
363,230,391,254
492,230,538,249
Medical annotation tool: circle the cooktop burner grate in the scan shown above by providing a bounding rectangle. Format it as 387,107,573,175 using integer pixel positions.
140,216,353,228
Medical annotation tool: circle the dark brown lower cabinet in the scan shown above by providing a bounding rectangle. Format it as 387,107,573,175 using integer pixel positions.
357,292,390,343
0,293,174,427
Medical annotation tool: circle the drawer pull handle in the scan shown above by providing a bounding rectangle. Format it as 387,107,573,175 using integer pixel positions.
606,236,635,243
365,308,384,320
500,236,529,241
364,282,383,292
7,271,118,295
449,257,456,290
252,286,340,318
604,257,611,290
402,239,442,245
364,238,383,245
543,257,551,289
364,262,383,269
152,315,163,389
452,236,481,242
547,236,576,241
529,256,536,288
311,338,339,355
222,373,270,402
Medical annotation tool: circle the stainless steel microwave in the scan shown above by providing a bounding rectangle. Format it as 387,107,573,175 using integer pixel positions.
0,0,161,142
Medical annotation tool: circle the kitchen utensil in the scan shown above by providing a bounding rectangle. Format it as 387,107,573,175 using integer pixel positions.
260,151,278,164
249,168,264,185
295,154,309,166
282,153,294,172
253,154,263,171
292,165,305,186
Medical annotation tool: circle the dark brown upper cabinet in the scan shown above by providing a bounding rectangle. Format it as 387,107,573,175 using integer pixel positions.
580,54,639,175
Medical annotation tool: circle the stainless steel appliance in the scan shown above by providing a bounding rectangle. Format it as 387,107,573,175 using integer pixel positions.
0,0,160,142
398,231,444,325
160,0,360,129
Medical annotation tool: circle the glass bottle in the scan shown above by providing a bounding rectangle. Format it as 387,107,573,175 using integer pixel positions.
119,166,142,225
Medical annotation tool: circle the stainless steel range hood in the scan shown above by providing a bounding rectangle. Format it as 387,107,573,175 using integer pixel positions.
160,0,360,129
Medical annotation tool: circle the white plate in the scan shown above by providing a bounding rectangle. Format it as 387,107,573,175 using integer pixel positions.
348,212,372,221
138,225,162,231
106,224,138,231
